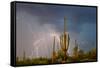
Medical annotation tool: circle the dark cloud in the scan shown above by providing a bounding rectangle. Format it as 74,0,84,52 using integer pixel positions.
16,3,97,58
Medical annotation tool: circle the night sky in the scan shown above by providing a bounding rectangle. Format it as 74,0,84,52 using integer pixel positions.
16,3,97,59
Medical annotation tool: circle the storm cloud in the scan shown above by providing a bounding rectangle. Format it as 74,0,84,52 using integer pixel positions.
16,3,97,59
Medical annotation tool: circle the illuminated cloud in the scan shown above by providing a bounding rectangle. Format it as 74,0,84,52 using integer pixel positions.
16,3,96,58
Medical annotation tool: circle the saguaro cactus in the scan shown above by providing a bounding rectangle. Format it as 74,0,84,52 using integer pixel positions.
52,36,56,63
60,17,70,62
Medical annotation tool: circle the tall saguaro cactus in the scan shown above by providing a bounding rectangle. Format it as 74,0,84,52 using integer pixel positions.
52,36,56,63
60,17,70,62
